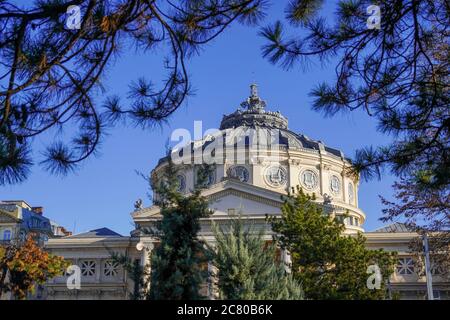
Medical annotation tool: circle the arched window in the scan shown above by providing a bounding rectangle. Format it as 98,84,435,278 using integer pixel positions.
3,230,11,241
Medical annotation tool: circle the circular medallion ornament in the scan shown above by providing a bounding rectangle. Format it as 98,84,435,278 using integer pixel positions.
300,169,319,190
329,175,341,195
348,182,354,204
265,165,287,187
176,174,186,192
228,166,249,182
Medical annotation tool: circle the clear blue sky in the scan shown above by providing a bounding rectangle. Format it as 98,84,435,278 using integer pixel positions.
1,1,396,235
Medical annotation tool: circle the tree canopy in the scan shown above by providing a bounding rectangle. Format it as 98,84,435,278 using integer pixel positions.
270,188,397,299
262,0,448,182
211,216,303,300
0,235,68,299
0,0,267,184
146,160,213,300
261,0,449,260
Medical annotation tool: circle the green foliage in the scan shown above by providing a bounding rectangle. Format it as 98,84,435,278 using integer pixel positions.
0,0,267,184
211,217,303,300
260,0,449,265
0,126,32,185
286,0,323,25
270,188,397,300
261,0,448,182
0,235,68,300
147,159,213,300
111,252,148,300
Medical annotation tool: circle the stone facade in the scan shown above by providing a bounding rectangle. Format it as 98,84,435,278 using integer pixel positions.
20,85,449,300
0,200,58,245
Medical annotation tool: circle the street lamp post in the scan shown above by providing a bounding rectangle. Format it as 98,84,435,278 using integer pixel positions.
422,234,434,300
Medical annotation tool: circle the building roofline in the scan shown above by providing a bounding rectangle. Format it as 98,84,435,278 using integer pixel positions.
1,200,33,210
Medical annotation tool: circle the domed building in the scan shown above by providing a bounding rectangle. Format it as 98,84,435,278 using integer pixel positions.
142,84,363,235
39,85,449,300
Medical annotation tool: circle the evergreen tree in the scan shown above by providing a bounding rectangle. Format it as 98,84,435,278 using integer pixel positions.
211,217,303,300
147,160,213,300
0,0,266,184
110,252,148,300
261,0,449,274
261,0,448,183
270,188,397,300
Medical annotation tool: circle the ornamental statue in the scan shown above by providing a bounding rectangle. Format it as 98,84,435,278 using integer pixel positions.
134,198,143,211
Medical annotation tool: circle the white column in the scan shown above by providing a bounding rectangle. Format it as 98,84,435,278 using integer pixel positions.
137,241,154,294
319,162,330,196
140,242,154,267
342,169,347,204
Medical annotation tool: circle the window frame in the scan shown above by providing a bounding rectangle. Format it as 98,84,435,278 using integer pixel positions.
396,257,415,275
80,260,96,277
103,260,120,277
3,230,11,241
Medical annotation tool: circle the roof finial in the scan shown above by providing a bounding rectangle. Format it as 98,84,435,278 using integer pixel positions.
250,83,258,98
240,83,266,112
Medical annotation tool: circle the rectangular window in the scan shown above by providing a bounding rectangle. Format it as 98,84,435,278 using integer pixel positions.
103,260,119,277
80,260,96,276
3,230,11,241
396,257,415,275
433,290,441,300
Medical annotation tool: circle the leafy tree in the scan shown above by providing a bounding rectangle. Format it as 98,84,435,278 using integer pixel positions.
147,159,213,300
0,0,267,184
270,188,397,300
211,216,303,300
261,0,449,265
0,235,68,299
380,176,450,278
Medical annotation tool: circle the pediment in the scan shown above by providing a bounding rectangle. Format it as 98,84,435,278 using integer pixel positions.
132,179,285,221
203,179,285,206
0,209,20,223
208,191,282,217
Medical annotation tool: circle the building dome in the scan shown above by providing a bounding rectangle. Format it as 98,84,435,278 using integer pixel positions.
218,84,346,158
152,84,365,233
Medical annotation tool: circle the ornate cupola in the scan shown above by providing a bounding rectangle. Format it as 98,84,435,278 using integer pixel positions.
220,84,288,130
149,84,365,234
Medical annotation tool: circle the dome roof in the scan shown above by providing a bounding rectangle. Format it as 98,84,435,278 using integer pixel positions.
217,84,345,159
220,84,288,130
160,84,347,165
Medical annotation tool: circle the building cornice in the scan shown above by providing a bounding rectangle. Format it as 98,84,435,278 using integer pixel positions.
46,236,136,249
365,232,419,245
0,208,21,223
